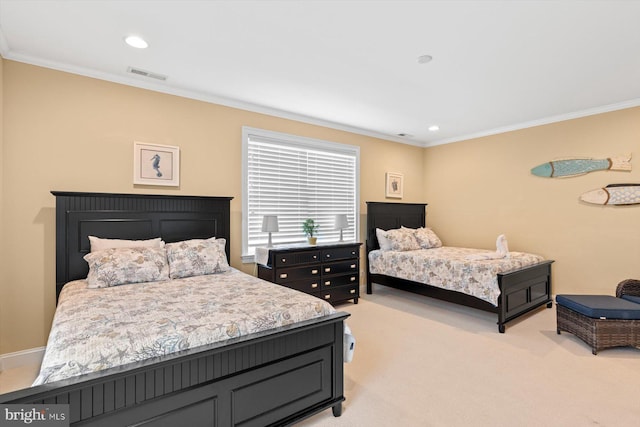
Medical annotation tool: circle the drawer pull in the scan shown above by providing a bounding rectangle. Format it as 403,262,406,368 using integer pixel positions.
325,281,331,286
324,294,331,300
350,289,356,294
281,258,286,263
313,255,317,259
311,283,318,289
352,251,356,255
279,273,288,279
350,276,356,282
326,254,331,258
350,264,356,269
311,269,319,274
325,267,331,273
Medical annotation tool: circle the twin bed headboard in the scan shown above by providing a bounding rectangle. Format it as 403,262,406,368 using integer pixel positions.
52,191,233,300
365,202,427,253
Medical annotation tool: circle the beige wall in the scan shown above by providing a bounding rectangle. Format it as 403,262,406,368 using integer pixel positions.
2,58,638,355
0,60,424,354
0,57,4,355
423,107,640,295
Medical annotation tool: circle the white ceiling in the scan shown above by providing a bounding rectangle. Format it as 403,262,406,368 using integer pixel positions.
1,0,640,147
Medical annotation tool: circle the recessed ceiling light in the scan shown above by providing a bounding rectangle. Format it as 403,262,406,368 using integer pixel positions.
397,133,413,138
428,125,439,132
417,54,433,64
125,35,148,49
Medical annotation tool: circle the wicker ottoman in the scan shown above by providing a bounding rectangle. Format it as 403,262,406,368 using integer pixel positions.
556,295,640,355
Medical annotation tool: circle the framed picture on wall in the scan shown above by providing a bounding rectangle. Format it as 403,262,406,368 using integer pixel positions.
133,141,180,186
385,172,403,199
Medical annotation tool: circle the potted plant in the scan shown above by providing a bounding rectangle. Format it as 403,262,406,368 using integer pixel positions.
302,218,319,245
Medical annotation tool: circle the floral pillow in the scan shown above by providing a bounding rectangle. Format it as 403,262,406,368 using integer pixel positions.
84,246,169,288
166,237,229,279
382,228,420,251
402,226,443,249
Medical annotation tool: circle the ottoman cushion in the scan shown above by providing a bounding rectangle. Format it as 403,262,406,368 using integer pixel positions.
621,294,640,305
556,294,640,320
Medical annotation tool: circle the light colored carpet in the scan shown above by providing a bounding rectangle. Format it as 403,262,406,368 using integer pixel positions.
298,285,640,427
2,285,639,426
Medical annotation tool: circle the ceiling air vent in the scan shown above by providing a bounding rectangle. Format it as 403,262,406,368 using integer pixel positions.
127,66,168,81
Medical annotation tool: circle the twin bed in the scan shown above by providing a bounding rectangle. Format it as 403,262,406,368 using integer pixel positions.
1,192,348,426
366,202,553,333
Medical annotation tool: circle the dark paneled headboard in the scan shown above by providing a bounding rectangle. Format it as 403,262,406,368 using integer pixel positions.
52,191,233,300
365,202,427,253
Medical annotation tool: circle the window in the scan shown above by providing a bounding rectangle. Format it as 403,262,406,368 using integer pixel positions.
242,127,360,261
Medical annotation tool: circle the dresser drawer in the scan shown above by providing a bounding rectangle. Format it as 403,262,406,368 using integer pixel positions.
280,279,322,294
321,246,359,261
322,259,359,276
258,242,361,305
275,250,320,267
275,265,321,283
321,273,359,289
315,284,359,303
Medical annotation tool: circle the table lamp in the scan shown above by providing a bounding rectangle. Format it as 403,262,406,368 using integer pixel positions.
334,214,349,242
262,215,279,247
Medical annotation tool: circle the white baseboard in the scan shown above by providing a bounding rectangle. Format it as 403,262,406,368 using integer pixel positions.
0,347,45,372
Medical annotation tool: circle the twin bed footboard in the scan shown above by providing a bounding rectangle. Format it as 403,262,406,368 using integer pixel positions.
367,260,553,333
496,260,554,332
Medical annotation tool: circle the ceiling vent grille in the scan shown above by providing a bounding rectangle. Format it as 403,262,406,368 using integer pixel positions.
127,66,168,81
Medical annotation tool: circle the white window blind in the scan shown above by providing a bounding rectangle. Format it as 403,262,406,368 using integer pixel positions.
242,127,359,259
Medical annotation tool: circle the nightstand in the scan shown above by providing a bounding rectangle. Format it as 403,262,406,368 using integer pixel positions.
257,242,362,305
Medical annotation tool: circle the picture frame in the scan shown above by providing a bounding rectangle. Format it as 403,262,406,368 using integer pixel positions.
385,172,404,199
133,142,180,186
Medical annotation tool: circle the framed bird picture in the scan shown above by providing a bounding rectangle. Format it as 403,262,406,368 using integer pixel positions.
385,172,403,199
133,141,180,186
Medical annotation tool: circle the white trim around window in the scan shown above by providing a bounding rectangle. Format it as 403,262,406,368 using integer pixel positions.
241,127,360,263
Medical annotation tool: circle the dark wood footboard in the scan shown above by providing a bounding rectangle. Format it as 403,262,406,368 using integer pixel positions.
496,260,554,332
0,312,348,426
368,261,553,333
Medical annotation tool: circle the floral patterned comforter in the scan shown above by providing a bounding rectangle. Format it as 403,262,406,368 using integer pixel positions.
33,268,335,385
368,247,544,306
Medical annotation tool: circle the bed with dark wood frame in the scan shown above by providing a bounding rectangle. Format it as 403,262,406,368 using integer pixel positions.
0,191,348,426
365,201,553,333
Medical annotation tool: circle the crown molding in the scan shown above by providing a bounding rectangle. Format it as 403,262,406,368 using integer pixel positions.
0,25,9,57
2,37,638,149
2,50,424,147
425,98,640,148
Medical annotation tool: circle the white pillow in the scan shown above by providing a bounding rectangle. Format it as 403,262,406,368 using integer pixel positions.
89,236,164,252
376,228,393,251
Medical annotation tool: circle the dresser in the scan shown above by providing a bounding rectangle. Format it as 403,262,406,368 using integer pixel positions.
257,242,362,305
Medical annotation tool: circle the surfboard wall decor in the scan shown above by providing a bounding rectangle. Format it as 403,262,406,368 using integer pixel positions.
579,184,640,205
531,155,631,178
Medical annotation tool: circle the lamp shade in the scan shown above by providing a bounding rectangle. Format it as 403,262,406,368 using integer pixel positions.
261,215,279,232
334,214,349,229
